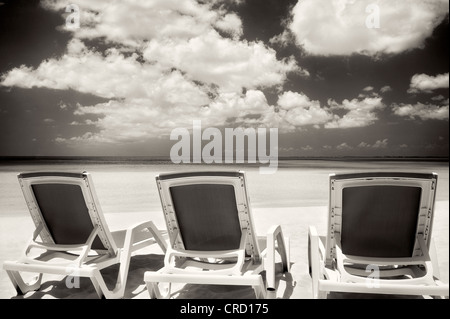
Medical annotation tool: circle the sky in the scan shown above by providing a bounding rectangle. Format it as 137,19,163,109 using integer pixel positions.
0,0,449,158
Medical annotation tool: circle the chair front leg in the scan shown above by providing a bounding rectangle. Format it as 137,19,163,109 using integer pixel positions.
146,281,172,299
252,275,267,299
5,269,43,295
308,226,327,299
266,225,290,290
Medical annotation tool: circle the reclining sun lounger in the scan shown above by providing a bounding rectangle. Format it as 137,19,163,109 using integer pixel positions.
3,171,167,299
308,172,449,298
144,171,290,299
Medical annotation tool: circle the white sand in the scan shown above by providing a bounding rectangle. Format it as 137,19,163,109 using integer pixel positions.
0,202,448,299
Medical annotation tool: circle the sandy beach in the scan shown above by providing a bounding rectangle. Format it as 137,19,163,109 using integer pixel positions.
0,161,448,299
0,203,448,299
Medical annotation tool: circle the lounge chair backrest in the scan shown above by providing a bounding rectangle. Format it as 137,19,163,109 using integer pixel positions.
156,171,260,260
326,172,437,265
18,172,117,255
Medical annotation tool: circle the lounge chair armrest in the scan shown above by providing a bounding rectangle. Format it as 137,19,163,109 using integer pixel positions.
166,247,245,259
267,225,282,236
32,223,44,241
163,246,246,276
334,234,437,286
123,220,167,253
335,234,433,267
20,225,100,267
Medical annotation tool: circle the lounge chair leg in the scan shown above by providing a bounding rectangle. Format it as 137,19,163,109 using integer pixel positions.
266,225,290,290
89,274,106,299
253,277,267,299
318,290,328,299
89,269,125,299
146,282,157,299
284,237,290,272
253,286,265,299
144,221,168,253
146,282,171,299
89,221,161,299
5,270,43,295
308,226,325,299
429,239,441,280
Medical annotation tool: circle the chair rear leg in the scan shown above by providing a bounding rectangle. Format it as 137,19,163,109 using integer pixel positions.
429,238,441,280
277,233,290,273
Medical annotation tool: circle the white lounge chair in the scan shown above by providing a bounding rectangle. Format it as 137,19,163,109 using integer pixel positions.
144,171,290,299
3,171,167,299
308,172,449,299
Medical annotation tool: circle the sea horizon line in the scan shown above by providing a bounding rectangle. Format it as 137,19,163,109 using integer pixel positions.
0,155,448,163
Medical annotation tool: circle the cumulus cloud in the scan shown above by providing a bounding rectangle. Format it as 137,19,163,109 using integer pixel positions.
373,139,389,149
357,142,370,148
276,91,333,127
143,30,299,93
1,39,166,99
380,85,392,94
325,97,386,128
214,12,244,38
0,0,303,144
392,102,449,121
1,0,411,147
358,139,388,149
284,0,449,56
2,34,298,99
43,0,240,46
336,142,353,150
261,91,387,132
211,0,245,5
432,95,445,101
408,73,449,94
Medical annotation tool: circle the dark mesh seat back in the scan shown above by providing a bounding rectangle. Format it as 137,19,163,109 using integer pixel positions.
32,184,106,250
170,184,242,251
341,186,422,258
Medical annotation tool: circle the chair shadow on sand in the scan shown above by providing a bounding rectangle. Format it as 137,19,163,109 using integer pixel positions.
168,262,296,299
10,257,295,299
327,292,425,299
10,254,164,299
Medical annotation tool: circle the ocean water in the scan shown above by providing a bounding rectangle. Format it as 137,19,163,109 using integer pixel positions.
0,160,448,216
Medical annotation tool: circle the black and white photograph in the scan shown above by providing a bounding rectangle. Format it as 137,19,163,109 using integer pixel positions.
0,0,448,304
